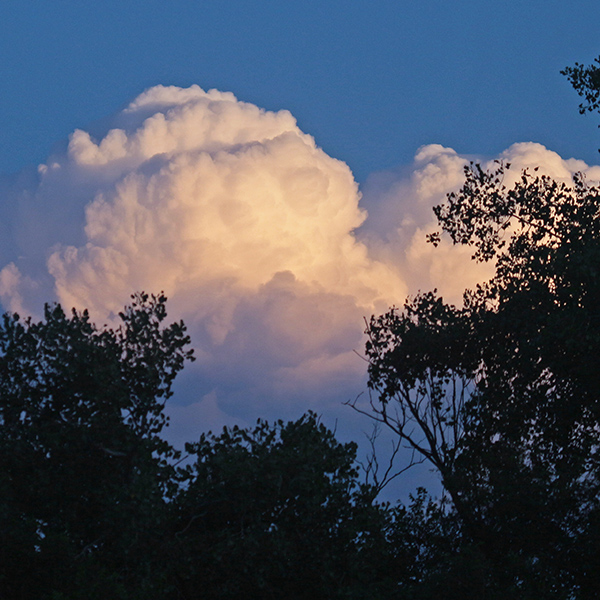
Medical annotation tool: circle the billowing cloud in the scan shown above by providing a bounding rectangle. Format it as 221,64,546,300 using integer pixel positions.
34,86,405,320
1,85,599,446
357,143,491,301
358,142,600,302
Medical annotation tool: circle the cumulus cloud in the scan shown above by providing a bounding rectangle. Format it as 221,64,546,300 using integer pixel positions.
0,86,406,431
357,143,490,302
1,85,599,444
358,141,600,302
37,86,405,322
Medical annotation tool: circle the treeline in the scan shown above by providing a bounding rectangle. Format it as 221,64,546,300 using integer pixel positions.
2,56,600,599
0,294,454,599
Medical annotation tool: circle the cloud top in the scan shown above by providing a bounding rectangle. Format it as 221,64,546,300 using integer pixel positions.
35,86,404,324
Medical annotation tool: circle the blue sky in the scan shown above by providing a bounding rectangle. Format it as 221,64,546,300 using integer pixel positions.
2,1,599,182
2,2,600,497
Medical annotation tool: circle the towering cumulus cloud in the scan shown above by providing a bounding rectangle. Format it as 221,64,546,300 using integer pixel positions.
1,85,599,441
42,86,404,318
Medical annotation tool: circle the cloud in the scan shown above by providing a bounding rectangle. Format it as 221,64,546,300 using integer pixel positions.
39,86,405,321
357,143,491,302
0,86,406,433
357,141,600,303
1,85,599,449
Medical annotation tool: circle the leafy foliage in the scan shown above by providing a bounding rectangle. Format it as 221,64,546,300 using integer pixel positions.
0,300,401,599
0,293,194,599
434,162,600,597
363,59,600,598
562,55,600,119
169,413,399,600
362,291,477,478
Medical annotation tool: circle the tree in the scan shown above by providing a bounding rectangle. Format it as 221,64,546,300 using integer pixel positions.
167,412,400,600
361,60,600,597
0,293,194,599
360,290,477,490
562,55,600,139
432,161,600,597
0,296,404,599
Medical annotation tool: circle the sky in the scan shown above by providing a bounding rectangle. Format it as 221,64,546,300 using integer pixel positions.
2,1,600,497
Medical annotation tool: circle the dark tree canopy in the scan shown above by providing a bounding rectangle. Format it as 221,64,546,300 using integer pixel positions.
169,413,399,600
0,293,195,598
0,297,401,599
562,55,600,120
362,57,600,598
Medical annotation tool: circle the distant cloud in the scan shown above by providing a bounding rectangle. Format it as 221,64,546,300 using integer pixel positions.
1,85,599,441
358,141,600,303
357,143,491,302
